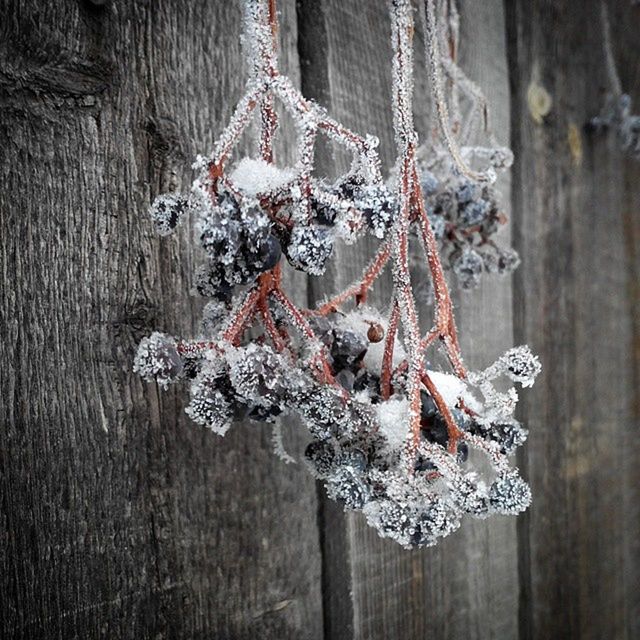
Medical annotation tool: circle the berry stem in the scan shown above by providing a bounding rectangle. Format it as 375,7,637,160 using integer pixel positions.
380,301,400,400
388,0,471,464
314,241,391,315
270,288,339,387
259,303,286,352
420,371,464,455
222,287,261,345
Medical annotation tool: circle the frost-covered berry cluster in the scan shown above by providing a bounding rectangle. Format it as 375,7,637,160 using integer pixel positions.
587,93,640,159
417,155,519,291
412,0,520,292
134,0,541,549
587,3,640,159
135,305,540,548
298,312,540,547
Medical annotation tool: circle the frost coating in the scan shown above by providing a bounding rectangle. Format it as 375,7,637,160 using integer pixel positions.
133,0,541,550
149,193,188,236
285,225,334,276
134,333,183,387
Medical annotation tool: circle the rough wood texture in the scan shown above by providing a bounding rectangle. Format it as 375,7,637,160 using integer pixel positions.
0,1,323,639
507,1,640,638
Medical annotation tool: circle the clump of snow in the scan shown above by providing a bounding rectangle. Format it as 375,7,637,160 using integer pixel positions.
427,370,483,413
377,397,410,450
230,157,294,197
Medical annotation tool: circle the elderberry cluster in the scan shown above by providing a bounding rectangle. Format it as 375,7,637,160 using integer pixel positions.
418,165,520,290
135,293,540,548
133,0,544,552
587,93,640,159
150,184,280,304
269,173,398,276
149,155,397,300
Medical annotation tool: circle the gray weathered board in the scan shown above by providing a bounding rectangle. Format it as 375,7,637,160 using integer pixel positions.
0,0,638,639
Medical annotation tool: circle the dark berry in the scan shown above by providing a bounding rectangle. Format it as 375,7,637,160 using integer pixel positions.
456,440,469,463
328,468,370,510
331,330,367,369
353,369,381,398
377,500,411,536
337,448,368,472
305,440,337,475
420,170,439,196
285,225,334,276
453,248,484,290
258,234,282,271
335,174,365,199
420,390,437,419
308,315,334,348
414,454,437,473
134,332,183,386
312,198,338,225
422,415,449,448
336,369,355,392
455,181,475,204
458,200,489,228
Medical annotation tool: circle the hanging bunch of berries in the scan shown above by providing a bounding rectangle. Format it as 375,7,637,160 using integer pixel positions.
135,0,540,548
586,2,640,159
411,0,519,291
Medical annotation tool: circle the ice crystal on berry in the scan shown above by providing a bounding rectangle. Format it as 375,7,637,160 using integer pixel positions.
134,332,183,387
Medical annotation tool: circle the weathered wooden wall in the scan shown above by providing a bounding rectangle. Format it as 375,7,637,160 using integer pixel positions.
0,0,638,639
0,2,322,638
507,1,640,639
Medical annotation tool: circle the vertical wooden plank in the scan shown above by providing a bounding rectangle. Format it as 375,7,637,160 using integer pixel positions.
507,0,640,638
0,1,323,638
295,4,357,638
298,1,520,638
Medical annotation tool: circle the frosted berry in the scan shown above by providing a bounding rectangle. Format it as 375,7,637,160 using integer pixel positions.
285,225,334,276
186,366,235,435
420,170,439,196
328,468,370,510
337,448,368,472
489,472,531,515
453,247,484,289
150,193,188,236
331,329,367,369
134,332,183,387
305,440,337,476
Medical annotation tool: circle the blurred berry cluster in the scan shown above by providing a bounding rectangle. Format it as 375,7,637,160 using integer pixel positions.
416,149,520,291
587,93,640,159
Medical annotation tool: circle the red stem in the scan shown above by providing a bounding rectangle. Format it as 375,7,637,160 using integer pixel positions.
420,371,464,454
222,288,261,345
315,241,391,315
380,301,400,400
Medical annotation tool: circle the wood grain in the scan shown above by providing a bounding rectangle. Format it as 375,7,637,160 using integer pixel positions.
507,1,640,638
0,1,323,638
